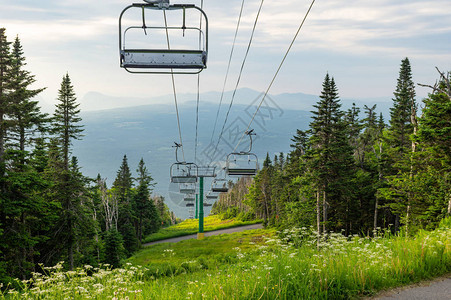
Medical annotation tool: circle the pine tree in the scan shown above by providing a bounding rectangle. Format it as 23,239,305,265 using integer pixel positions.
0,28,12,174
50,74,84,270
382,58,417,232
112,155,137,254
52,73,83,171
307,74,356,234
387,58,416,162
112,155,133,203
133,158,158,242
8,36,47,154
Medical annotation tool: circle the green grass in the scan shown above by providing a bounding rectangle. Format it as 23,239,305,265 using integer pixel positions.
129,229,274,270
142,215,262,244
2,218,450,299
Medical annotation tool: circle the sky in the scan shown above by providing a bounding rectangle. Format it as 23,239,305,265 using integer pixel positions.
1,0,450,109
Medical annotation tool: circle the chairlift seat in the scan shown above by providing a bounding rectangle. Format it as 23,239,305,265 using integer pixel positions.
211,187,228,193
171,176,197,183
206,195,217,200
203,203,212,207
186,203,194,207
180,188,196,194
121,49,207,69
227,168,257,176
184,197,195,202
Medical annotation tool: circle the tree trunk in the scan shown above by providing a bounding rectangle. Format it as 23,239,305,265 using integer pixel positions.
316,189,321,248
374,140,383,231
322,189,327,233
407,100,418,236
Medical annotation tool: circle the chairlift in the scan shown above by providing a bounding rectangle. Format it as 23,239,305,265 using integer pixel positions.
170,142,198,183
206,194,217,200
119,0,208,74
171,162,198,183
226,130,259,176
186,203,194,207
179,183,196,194
184,196,195,201
211,178,228,193
203,202,212,207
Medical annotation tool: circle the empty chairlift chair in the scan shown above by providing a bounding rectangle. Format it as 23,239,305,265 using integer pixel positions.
226,129,259,176
206,193,217,200
211,178,228,193
119,0,208,74
226,152,259,176
184,195,195,202
179,183,196,194
170,162,198,183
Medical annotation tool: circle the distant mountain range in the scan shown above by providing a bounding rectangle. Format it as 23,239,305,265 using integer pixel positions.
58,88,391,219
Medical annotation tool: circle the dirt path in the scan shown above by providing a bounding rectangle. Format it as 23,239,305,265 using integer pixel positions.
369,274,451,300
142,223,264,247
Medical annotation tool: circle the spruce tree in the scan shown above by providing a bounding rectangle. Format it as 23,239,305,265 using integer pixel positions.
8,36,47,154
112,154,133,203
307,73,356,234
52,73,83,170
0,28,11,173
387,57,416,163
112,155,137,255
382,58,417,232
50,73,84,270
133,158,158,242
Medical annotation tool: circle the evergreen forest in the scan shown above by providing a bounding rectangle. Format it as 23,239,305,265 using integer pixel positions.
213,60,451,238
0,29,175,286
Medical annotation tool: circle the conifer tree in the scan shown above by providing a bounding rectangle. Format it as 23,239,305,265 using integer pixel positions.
50,74,84,270
8,36,47,154
0,28,11,174
307,73,356,234
133,158,158,242
381,58,417,232
52,73,83,170
112,155,137,254
112,155,133,203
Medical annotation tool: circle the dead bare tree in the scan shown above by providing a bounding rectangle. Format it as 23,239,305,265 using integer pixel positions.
98,178,119,231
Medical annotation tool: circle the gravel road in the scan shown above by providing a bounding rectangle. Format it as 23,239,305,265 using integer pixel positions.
142,223,264,247
370,274,451,300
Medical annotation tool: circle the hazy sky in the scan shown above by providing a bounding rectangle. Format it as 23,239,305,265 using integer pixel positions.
1,0,450,108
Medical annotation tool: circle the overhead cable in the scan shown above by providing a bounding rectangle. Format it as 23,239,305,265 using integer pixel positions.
233,0,316,153
209,0,246,143
210,0,265,164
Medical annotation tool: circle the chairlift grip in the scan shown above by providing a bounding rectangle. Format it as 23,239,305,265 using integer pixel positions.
141,6,147,35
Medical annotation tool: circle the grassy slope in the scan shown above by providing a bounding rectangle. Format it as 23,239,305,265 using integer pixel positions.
130,228,274,267
3,219,450,299
142,215,262,243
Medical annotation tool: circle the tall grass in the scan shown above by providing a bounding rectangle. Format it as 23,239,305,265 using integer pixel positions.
2,218,450,299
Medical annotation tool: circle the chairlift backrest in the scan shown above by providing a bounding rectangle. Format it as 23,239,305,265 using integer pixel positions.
119,1,208,74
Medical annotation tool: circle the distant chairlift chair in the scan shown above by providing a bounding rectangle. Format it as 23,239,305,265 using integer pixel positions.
211,178,228,193
226,130,259,176
170,142,198,183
